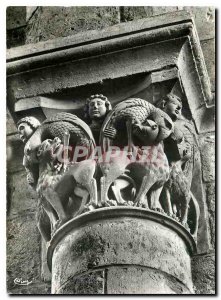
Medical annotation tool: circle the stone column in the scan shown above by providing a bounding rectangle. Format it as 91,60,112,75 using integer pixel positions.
48,207,196,294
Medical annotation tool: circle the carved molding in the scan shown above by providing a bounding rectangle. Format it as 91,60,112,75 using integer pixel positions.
47,207,197,271
7,11,214,133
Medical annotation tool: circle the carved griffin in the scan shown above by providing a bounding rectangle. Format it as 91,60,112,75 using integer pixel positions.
23,112,97,240
100,98,174,152
99,98,173,209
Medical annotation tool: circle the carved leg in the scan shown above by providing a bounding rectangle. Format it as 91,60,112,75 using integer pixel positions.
100,176,115,206
111,182,127,205
180,195,190,225
173,204,178,216
149,186,164,212
134,175,151,209
42,187,69,228
163,187,173,216
73,187,90,215
36,204,51,242
84,178,98,208
40,196,58,227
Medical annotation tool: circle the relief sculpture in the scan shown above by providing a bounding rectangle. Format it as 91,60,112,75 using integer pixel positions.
18,93,200,242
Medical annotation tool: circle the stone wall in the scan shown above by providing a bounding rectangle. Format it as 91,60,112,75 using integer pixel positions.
6,6,215,294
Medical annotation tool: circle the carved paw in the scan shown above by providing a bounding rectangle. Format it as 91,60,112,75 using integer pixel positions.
152,207,164,214
105,199,118,207
134,198,149,209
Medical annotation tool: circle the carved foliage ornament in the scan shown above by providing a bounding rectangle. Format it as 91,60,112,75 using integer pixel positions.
18,94,200,242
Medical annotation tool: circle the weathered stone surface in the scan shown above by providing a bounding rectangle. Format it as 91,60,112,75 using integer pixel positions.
41,240,51,283
152,6,180,16
25,7,120,44
50,209,194,294
8,283,51,294
206,183,215,212
26,7,38,21
183,7,215,41
106,266,191,294
150,7,215,41
6,134,24,173
7,171,38,218
199,134,215,182
191,252,215,294
6,7,26,30
201,38,215,92
57,270,105,294
206,183,215,249
6,7,26,48
7,109,17,135
7,214,41,293
120,7,151,22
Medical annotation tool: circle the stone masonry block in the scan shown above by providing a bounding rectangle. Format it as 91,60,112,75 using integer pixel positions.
26,7,120,44
8,283,51,295
199,134,215,182
206,183,215,249
183,7,215,41
57,270,105,294
192,253,215,294
7,214,41,293
120,7,151,22
201,38,215,92
151,7,215,41
7,170,38,218
106,266,191,294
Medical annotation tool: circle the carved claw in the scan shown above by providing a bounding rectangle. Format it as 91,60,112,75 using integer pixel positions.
152,207,164,213
134,196,149,209
105,199,118,207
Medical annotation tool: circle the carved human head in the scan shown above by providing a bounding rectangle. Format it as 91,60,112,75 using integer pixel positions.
84,94,112,121
17,116,41,143
157,94,182,122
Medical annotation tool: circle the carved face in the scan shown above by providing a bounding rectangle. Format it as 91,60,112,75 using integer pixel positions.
163,99,182,121
37,137,62,161
133,120,159,145
18,122,34,143
88,98,107,119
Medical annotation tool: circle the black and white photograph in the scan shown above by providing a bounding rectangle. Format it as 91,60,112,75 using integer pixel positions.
5,5,216,295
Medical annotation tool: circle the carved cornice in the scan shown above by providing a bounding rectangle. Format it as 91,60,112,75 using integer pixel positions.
7,10,214,133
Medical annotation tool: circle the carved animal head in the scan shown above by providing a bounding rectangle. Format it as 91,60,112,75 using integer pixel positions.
37,137,62,164
132,119,159,145
150,109,174,143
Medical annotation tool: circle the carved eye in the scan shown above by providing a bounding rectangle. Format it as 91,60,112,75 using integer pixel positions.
151,124,158,130
37,148,42,157
18,125,25,131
